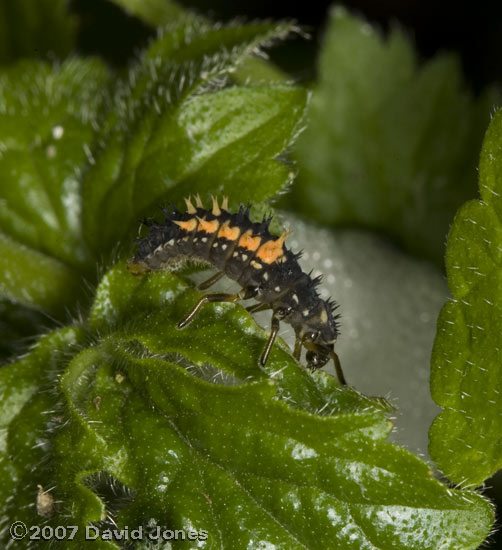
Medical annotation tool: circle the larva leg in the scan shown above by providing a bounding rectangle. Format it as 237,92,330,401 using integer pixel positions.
246,302,271,314
330,350,347,386
293,337,302,360
198,271,224,291
178,286,258,329
260,314,280,366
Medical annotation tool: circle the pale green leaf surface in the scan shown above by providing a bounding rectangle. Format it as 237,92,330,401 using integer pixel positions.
288,7,494,265
430,108,502,485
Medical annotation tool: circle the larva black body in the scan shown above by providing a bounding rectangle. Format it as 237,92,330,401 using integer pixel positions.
128,196,346,384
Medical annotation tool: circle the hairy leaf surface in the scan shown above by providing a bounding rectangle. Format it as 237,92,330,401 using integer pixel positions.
430,108,502,485
0,59,109,313
0,264,493,549
108,0,288,82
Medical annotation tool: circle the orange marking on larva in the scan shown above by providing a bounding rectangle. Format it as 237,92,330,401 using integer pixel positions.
174,218,197,231
184,196,196,214
256,230,290,264
197,217,219,234
211,196,221,216
218,221,240,241
238,230,261,252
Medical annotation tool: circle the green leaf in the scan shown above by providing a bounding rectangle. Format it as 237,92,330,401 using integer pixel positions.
0,262,493,549
429,108,502,486
0,327,84,517
0,300,48,363
0,233,82,316
288,6,495,265
108,0,288,83
108,0,189,26
90,263,392,422
0,21,303,323
81,18,307,257
0,58,110,304
0,0,76,63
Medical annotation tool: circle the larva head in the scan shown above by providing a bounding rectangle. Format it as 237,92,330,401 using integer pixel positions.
299,300,340,370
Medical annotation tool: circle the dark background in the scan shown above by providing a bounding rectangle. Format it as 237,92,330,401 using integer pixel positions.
72,0,502,92
70,0,502,547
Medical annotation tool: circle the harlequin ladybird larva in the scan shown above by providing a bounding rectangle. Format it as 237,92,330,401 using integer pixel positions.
127,195,346,385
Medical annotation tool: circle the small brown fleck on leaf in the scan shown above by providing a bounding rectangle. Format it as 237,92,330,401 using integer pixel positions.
36,485,54,518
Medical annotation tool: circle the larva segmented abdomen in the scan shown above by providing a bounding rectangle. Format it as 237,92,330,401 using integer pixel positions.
128,195,343,381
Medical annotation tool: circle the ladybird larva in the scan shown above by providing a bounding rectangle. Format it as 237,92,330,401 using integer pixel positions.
128,196,346,385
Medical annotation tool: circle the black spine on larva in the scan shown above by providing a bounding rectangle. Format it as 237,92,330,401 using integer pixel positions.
132,200,341,347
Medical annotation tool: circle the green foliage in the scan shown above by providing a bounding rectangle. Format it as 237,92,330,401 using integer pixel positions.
80,17,305,259
287,6,495,265
0,3,499,549
108,0,189,26
0,19,306,319
0,233,82,317
0,301,48,361
108,0,289,83
0,264,493,549
429,108,502,486
0,58,109,314
0,326,85,515
0,0,76,64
